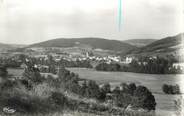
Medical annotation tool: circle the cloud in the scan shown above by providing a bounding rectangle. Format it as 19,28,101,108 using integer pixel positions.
0,0,183,44
2,0,117,15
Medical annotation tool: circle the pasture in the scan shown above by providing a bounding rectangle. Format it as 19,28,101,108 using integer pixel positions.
68,68,184,116
7,68,184,116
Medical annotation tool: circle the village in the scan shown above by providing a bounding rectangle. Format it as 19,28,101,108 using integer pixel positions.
0,46,184,73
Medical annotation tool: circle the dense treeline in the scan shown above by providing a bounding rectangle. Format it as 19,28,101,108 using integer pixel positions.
111,83,156,110
162,84,180,94
30,55,93,68
128,56,181,74
56,67,156,110
96,56,182,74
59,59,93,68
95,63,121,71
0,54,93,69
0,58,22,68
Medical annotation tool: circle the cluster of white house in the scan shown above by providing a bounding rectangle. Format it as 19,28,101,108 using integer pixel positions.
1,46,184,71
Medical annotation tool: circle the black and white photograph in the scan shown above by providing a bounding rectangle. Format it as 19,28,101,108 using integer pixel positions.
0,0,184,116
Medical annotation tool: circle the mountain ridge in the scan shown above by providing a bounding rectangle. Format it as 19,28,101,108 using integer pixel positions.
0,43,26,52
28,37,137,54
128,33,184,56
123,39,156,47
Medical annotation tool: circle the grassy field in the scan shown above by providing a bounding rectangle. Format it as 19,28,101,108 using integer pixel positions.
67,68,184,116
7,68,183,116
8,68,24,77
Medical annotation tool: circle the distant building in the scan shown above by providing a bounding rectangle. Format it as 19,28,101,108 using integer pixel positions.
138,61,148,66
121,56,134,64
173,62,184,70
149,56,157,60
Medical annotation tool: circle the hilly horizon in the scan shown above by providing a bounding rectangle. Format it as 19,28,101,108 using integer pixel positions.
0,43,26,52
2,33,183,57
129,33,184,56
123,39,156,47
28,37,137,54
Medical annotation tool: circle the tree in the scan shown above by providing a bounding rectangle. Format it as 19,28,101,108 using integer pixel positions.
87,80,100,98
120,83,129,94
23,66,44,84
128,83,137,95
133,86,156,110
95,63,121,71
162,84,180,94
47,55,55,65
112,86,120,94
115,93,132,108
57,66,70,80
101,83,111,93
162,84,169,94
48,65,57,74
173,84,180,94
18,54,27,62
98,83,111,101
80,80,88,96
50,92,68,106
0,66,8,78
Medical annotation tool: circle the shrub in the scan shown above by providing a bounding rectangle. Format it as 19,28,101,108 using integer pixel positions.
78,80,100,99
49,92,68,107
1,80,18,90
0,66,8,78
0,91,56,114
5,96,33,113
174,97,184,116
98,83,111,101
112,84,156,111
120,83,136,95
20,79,32,90
128,83,137,95
162,84,180,94
112,86,120,94
23,68,45,84
115,93,132,108
133,86,156,110
101,83,111,93
86,80,100,98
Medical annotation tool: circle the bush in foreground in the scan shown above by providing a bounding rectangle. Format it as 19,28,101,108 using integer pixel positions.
133,86,156,110
113,84,156,111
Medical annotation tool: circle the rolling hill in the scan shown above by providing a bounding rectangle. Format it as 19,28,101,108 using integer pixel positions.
123,39,156,47
28,37,137,53
129,33,184,55
0,43,26,52
0,43,12,48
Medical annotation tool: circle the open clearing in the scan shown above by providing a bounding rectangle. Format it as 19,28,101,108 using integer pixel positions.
8,68,184,116
68,68,184,116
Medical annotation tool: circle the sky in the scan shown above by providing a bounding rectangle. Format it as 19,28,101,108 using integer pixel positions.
0,0,183,44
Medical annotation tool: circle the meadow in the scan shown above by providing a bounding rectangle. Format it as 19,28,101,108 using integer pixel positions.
67,68,184,116
7,68,183,116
